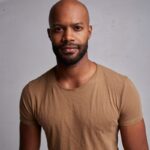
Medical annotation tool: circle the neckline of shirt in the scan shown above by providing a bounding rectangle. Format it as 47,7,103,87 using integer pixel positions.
52,63,98,92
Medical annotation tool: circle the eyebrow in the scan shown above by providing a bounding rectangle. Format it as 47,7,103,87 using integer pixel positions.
51,22,84,28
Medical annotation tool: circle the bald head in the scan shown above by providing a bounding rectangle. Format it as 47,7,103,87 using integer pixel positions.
49,0,90,27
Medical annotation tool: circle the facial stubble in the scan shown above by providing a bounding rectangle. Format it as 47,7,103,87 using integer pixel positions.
52,43,88,66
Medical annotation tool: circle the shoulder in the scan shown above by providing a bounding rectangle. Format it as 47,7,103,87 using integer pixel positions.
97,64,128,88
98,64,138,96
22,67,55,97
96,64,137,103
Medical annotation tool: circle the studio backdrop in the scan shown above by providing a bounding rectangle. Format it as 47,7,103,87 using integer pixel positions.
0,0,149,149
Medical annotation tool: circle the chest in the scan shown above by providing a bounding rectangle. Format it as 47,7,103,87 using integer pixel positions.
36,86,120,134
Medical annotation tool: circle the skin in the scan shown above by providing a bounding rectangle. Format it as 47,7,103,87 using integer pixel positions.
48,0,95,90
120,119,149,150
19,0,149,149
19,123,41,150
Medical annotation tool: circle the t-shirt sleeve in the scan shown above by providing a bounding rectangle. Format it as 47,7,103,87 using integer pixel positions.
20,84,38,126
119,78,143,126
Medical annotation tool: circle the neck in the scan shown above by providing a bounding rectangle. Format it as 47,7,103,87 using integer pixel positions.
55,54,96,89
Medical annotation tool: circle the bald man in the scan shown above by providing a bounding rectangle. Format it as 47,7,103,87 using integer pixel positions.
19,0,149,150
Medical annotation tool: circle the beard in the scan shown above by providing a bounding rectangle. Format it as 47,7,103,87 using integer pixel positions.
52,42,88,66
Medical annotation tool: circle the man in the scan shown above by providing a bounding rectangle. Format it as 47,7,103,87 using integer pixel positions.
19,0,149,149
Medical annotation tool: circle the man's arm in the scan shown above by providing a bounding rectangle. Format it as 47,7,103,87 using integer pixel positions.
120,119,149,150
19,122,41,150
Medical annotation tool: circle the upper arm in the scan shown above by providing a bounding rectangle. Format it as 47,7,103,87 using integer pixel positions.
19,122,41,150
118,79,149,149
120,119,149,150
20,84,41,150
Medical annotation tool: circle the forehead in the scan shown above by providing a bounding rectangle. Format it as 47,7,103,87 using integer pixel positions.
50,3,89,25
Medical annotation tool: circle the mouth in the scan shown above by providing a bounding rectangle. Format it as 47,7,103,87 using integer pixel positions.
61,45,79,54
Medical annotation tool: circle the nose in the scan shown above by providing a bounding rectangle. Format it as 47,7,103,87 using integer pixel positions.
62,28,74,43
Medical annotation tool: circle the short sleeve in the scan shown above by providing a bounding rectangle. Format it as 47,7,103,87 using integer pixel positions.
20,84,38,126
119,78,143,126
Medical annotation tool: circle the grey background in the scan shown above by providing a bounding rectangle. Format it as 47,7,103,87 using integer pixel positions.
0,0,149,149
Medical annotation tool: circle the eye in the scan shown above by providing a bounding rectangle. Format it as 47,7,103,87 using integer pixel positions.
73,25,83,31
53,26,64,33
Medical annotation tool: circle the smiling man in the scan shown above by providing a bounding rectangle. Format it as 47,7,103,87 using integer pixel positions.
19,0,149,150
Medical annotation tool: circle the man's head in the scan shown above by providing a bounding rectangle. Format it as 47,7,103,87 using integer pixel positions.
48,0,92,66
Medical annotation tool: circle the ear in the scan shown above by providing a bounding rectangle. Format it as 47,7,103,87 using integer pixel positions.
47,28,51,40
88,25,92,39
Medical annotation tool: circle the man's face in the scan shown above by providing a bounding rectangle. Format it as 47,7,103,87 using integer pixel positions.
48,3,92,66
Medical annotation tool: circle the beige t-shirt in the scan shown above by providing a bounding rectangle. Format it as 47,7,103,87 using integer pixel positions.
20,64,143,150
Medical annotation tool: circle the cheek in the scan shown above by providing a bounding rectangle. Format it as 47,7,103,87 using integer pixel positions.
50,34,63,45
80,29,91,40
78,33,90,44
